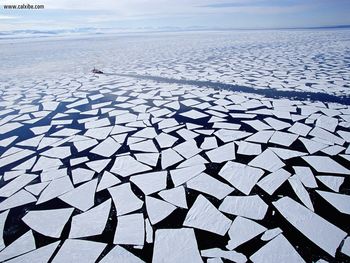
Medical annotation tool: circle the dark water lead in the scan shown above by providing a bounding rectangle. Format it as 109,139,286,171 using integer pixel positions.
107,73,350,105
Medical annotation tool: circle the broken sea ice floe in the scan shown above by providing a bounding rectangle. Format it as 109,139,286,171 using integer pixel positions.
152,228,202,263
273,196,347,257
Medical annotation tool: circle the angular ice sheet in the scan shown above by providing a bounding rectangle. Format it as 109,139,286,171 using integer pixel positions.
273,196,347,257
184,195,231,236
219,195,268,220
22,208,74,238
219,161,264,195
108,183,143,216
250,234,305,263
152,228,202,263
69,199,111,238
114,213,144,246
52,239,106,263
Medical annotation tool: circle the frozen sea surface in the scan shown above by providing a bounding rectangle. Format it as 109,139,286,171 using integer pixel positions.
1,29,350,96
0,30,349,262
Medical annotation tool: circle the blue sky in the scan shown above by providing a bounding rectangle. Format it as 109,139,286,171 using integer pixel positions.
1,0,350,31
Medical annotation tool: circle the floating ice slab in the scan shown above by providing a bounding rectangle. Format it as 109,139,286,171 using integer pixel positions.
5,241,59,263
37,176,73,204
85,126,113,140
108,183,143,216
111,125,136,135
257,168,291,195
250,234,305,263
206,142,235,163
155,132,178,148
246,130,274,144
52,128,80,137
128,137,146,145
0,189,35,212
0,230,35,262
316,190,350,214
69,199,111,238
316,115,338,133
219,161,264,195
41,146,71,159
170,164,206,187
130,139,158,153
133,127,157,139
146,196,176,225
0,173,38,198
316,176,344,192
0,210,9,250
219,195,268,220
17,135,44,148
293,166,318,188
299,137,327,154
135,153,159,167
243,120,271,131
237,141,262,156
100,245,145,263
97,171,121,192
158,186,188,208
269,131,298,147
184,195,231,236
248,149,284,172
264,117,291,130
70,156,89,166
90,137,121,157
86,159,110,173
176,128,199,140
270,148,306,160
302,156,350,174
32,156,63,172
111,155,151,177
288,122,312,136
152,228,202,263
200,137,218,150
260,227,282,241
288,177,314,211
214,129,252,143
161,148,184,169
227,216,266,249
323,145,345,156
130,171,167,195
22,208,74,238
180,109,208,119
187,172,233,200
59,179,97,212
52,239,106,263
145,218,153,243
177,154,208,168
338,130,350,142
71,168,95,185
273,196,347,257
74,138,98,152
114,213,145,245
85,118,111,129
0,122,22,135
173,139,201,159
157,118,179,130
341,237,350,257
309,127,344,146
201,248,247,263
115,113,138,124
0,149,34,169
0,136,17,147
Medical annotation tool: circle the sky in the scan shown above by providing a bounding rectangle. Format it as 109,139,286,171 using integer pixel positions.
1,0,350,31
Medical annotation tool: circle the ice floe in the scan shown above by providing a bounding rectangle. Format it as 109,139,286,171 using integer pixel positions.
184,195,231,235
